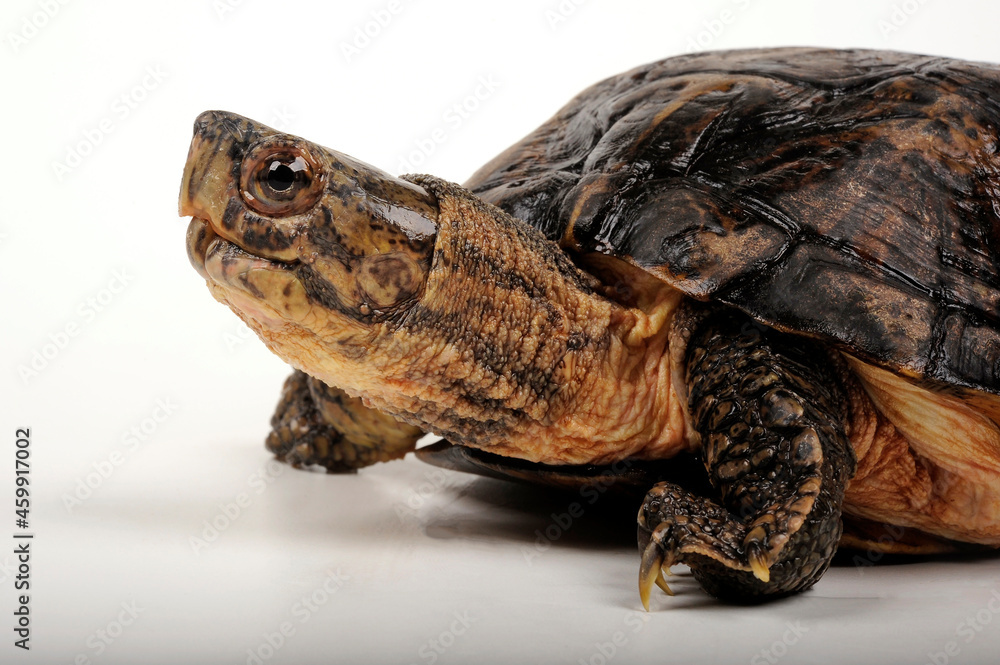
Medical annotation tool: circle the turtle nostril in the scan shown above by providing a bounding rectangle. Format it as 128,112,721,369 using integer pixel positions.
192,110,246,142
193,110,220,137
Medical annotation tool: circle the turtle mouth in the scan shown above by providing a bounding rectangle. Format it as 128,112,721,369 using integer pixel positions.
187,215,322,328
186,216,296,283
185,216,313,331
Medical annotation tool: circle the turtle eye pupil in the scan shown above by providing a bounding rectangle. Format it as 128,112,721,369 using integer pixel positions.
242,145,322,215
262,154,311,196
266,161,297,191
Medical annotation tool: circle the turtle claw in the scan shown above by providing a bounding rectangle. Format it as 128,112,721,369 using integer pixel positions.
747,544,772,583
655,570,674,596
639,539,666,611
639,527,676,610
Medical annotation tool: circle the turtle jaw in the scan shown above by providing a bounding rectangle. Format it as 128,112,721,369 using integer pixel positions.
185,210,382,400
184,216,217,281
185,216,313,328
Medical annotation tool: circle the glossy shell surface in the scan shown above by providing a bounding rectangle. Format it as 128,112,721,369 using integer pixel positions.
467,48,1000,395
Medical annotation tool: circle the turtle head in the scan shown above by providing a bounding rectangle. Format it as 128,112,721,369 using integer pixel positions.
180,111,439,388
179,111,671,460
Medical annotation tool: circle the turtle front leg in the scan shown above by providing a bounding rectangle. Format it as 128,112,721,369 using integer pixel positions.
266,370,424,472
638,312,856,605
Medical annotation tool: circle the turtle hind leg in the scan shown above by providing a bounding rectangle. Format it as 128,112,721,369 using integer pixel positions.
266,370,424,472
638,311,856,605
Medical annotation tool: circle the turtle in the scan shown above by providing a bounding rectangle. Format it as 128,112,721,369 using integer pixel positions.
179,47,1000,606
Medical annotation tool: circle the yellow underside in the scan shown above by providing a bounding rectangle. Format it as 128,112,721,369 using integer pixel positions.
844,356,1000,546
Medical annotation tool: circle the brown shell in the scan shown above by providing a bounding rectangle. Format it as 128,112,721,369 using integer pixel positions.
465,48,1000,396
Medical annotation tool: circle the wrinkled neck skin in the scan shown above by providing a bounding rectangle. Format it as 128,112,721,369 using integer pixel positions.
342,176,686,465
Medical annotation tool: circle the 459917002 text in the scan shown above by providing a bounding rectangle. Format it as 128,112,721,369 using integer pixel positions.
13,428,32,651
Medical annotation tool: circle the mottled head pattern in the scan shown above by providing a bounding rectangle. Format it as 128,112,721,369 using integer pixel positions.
180,112,680,461
181,111,438,323
181,111,442,398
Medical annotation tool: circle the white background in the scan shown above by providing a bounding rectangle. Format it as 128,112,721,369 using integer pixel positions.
3,0,1000,663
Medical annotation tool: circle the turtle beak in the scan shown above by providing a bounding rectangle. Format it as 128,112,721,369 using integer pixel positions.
178,110,268,222
180,111,223,219
180,111,269,280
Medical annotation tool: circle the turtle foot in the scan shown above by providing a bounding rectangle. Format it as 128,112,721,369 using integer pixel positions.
266,370,423,472
637,481,839,606
636,309,856,606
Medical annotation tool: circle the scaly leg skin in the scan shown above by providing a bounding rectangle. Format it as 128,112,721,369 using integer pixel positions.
638,311,856,605
266,370,424,472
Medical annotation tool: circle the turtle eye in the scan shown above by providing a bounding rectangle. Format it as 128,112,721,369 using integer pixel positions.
265,158,303,192
241,142,324,216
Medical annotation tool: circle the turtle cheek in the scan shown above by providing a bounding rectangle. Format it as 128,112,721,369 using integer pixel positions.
303,252,427,317
356,254,426,310
309,255,364,312
221,199,307,263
